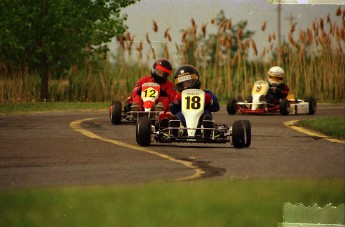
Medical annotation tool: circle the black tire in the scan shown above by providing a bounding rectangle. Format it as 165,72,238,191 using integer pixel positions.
241,120,251,147
227,98,237,115
135,117,142,144
112,100,122,107
136,117,152,146
231,120,245,148
279,99,290,115
110,103,122,125
304,97,317,115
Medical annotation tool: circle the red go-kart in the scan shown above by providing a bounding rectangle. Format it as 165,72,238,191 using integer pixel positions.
109,82,164,125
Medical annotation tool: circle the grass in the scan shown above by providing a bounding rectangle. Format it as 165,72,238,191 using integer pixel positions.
0,179,344,226
0,102,108,115
296,116,345,140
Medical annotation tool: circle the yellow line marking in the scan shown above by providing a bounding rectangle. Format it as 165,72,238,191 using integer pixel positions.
284,120,345,144
70,118,205,181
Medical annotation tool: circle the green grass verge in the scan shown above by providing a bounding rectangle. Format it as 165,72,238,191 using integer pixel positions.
0,102,108,114
0,179,344,227
296,116,345,140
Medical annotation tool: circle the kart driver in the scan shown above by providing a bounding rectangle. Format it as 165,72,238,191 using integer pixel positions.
169,64,220,136
265,66,289,104
129,58,176,112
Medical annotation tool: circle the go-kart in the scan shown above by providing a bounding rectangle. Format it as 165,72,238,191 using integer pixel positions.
136,89,251,148
226,80,317,115
109,82,163,125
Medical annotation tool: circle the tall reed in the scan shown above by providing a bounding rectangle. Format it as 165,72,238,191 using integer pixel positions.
0,7,344,103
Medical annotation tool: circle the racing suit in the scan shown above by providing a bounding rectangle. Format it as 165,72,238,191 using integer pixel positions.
266,83,289,105
170,89,220,127
131,75,176,111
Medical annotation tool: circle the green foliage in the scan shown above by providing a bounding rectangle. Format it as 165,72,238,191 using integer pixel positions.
180,10,255,67
0,9,343,102
213,11,255,58
296,117,345,140
0,102,108,114
0,0,139,99
0,179,343,226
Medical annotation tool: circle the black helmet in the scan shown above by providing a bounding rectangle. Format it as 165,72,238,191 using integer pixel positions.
151,58,172,84
173,64,201,92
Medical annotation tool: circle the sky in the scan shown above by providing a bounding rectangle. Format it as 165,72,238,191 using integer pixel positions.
110,0,344,64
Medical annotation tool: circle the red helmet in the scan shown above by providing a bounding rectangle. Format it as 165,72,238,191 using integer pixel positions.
151,58,172,84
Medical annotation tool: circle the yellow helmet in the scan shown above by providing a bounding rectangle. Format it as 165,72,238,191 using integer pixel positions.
267,66,284,86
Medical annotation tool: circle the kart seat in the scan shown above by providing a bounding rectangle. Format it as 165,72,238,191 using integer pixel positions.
287,92,295,100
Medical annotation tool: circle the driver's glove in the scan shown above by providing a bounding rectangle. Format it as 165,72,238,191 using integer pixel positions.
205,93,213,109
173,93,182,104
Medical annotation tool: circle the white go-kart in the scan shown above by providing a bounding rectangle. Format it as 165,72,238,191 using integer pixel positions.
136,89,251,148
227,80,317,115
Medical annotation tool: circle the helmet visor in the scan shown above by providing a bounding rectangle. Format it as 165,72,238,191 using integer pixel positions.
175,73,199,91
154,64,172,79
268,75,283,83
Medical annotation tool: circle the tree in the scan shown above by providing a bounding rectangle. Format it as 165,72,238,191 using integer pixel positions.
0,0,139,101
179,10,255,67
205,10,255,66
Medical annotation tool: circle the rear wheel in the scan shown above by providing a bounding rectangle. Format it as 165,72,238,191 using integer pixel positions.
110,101,122,125
227,98,237,115
136,117,152,146
241,120,251,147
279,99,290,115
231,120,245,148
112,100,122,107
202,114,213,139
304,97,317,115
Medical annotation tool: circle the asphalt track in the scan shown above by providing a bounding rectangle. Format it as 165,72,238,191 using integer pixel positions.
0,104,344,190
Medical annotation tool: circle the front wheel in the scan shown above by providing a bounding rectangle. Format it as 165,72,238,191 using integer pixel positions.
279,99,290,115
304,97,317,115
227,98,237,115
136,117,152,146
241,120,251,147
231,120,245,148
